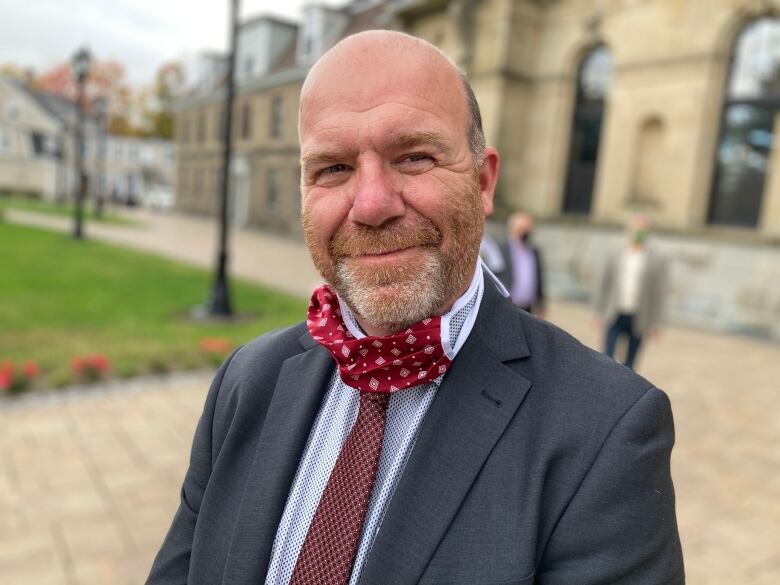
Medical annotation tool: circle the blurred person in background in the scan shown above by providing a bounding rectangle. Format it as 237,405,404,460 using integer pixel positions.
594,215,668,370
495,212,546,316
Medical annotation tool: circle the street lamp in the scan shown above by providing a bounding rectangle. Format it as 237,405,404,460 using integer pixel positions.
71,46,91,239
208,0,239,317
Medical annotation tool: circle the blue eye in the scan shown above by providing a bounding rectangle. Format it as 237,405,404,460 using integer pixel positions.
320,164,349,176
403,153,430,163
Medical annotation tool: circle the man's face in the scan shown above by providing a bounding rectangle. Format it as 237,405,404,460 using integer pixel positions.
299,36,495,333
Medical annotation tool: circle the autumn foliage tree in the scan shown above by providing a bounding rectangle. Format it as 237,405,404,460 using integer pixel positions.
17,56,183,139
33,58,138,134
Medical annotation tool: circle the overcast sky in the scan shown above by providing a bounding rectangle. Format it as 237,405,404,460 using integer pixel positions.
0,0,343,86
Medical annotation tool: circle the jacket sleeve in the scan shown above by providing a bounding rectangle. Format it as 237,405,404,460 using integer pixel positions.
536,387,685,585
145,351,238,584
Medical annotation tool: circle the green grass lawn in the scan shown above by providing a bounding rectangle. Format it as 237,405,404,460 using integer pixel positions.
0,193,137,226
0,221,307,391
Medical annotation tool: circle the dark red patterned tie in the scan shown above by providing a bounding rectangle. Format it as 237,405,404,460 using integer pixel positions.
289,391,390,585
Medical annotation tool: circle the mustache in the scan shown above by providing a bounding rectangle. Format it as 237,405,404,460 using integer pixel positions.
329,218,443,259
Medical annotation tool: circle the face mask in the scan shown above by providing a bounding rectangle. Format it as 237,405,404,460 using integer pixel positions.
632,229,647,245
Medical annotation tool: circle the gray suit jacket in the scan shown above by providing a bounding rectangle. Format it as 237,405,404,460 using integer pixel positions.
147,282,684,585
595,249,668,336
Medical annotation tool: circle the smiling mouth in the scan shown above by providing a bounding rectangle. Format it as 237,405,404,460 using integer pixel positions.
359,246,418,258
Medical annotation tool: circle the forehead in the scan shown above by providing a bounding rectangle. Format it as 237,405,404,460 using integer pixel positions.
299,42,467,145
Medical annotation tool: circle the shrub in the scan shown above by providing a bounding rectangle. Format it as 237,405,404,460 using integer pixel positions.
71,354,112,383
0,360,40,394
148,356,171,374
200,337,232,366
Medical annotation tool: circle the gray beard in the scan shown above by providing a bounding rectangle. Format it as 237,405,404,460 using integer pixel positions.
333,252,448,334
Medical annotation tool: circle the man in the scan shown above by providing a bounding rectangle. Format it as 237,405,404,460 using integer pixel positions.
496,212,546,315
148,31,683,585
594,215,668,370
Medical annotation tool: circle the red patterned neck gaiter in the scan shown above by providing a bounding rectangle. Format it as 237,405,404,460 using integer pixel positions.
307,285,452,393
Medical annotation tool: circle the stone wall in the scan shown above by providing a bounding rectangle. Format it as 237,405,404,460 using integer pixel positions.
506,220,780,340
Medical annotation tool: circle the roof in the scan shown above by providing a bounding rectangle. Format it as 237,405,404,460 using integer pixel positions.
176,0,390,108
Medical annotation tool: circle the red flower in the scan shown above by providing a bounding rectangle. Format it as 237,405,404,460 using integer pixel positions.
200,338,232,354
0,368,12,391
70,354,112,381
70,356,85,374
21,361,39,379
88,354,112,372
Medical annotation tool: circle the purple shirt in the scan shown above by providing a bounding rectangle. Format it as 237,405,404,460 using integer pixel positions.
509,240,537,307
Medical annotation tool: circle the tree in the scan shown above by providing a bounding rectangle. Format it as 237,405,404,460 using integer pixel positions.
34,58,137,135
0,63,33,81
141,60,185,139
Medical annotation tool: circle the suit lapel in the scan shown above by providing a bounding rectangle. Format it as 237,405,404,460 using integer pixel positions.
221,335,333,585
358,285,533,585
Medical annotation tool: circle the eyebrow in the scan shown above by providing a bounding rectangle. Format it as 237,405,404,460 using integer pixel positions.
301,149,351,171
391,130,452,154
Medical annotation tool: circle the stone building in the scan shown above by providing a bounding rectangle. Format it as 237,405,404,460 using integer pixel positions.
173,1,390,233
173,0,780,338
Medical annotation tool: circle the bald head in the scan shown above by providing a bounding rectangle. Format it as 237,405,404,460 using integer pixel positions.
299,30,485,164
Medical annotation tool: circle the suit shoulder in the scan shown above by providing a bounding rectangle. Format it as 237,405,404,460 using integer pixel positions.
206,322,310,445
516,310,656,411
226,320,307,374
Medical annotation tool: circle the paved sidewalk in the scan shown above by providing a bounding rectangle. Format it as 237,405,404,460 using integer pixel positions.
3,209,780,584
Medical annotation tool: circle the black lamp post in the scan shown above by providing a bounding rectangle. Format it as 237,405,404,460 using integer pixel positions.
208,0,239,317
71,46,91,239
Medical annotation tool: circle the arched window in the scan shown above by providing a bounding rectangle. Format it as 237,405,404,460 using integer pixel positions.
709,16,780,227
562,46,613,215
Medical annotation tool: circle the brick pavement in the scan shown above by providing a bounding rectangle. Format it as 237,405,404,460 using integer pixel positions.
3,209,779,584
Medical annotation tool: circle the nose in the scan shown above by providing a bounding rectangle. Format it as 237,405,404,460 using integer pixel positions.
348,159,405,227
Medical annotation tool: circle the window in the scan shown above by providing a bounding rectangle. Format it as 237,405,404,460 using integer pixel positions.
216,108,227,141
241,101,253,140
708,17,780,227
267,167,280,213
0,128,10,155
197,112,207,142
180,115,190,143
271,96,284,139
562,46,613,215
5,100,21,122
194,168,204,202
244,56,254,78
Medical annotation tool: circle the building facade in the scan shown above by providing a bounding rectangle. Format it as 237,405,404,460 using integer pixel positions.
0,76,65,199
173,0,780,338
173,1,390,234
85,134,177,208
0,75,176,208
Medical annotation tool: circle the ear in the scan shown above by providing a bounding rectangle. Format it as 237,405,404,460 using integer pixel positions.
478,147,500,217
